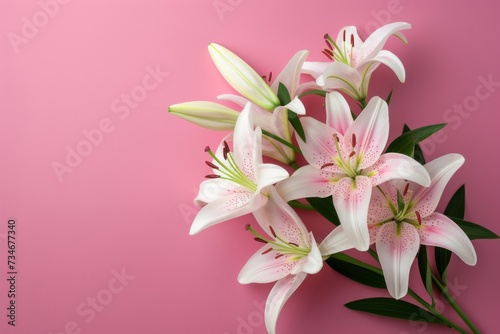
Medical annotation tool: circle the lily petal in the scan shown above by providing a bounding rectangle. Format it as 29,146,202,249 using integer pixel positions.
208,43,280,110
302,61,329,79
321,62,362,100
376,221,420,299
297,233,323,275
276,165,336,202
190,191,266,235
319,225,357,255
367,153,431,187
271,50,309,98
325,91,353,135
359,22,411,61
332,175,372,251
265,273,308,334
255,163,289,193
284,96,306,115
232,103,261,179
346,97,388,168
419,213,477,265
412,154,465,217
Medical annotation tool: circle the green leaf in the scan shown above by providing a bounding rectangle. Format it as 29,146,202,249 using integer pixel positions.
288,109,306,142
326,255,386,289
386,124,446,158
277,82,306,142
306,196,339,225
436,185,466,282
345,298,446,324
451,217,500,240
417,245,434,302
385,90,393,105
298,89,326,98
444,184,465,219
403,124,426,164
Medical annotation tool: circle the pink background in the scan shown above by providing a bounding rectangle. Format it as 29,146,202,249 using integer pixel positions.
1,0,499,333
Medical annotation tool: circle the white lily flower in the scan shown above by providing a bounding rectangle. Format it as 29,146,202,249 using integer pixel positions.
238,187,353,334
303,22,411,102
190,103,289,235
277,92,430,251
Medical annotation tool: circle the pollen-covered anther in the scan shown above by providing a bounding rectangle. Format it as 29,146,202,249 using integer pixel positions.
350,34,354,47
254,237,267,243
205,161,219,169
322,50,333,60
205,174,221,179
223,141,230,160
261,248,273,255
415,211,422,225
268,71,273,83
349,151,356,158
288,242,299,247
321,162,335,169
204,146,211,152
325,38,333,50
351,133,357,147
275,253,284,259
269,225,277,238
323,49,333,57
403,182,410,196
343,30,346,42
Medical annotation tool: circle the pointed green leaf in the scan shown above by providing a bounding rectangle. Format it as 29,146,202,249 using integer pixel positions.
306,196,339,225
417,245,434,302
435,247,451,284
403,124,426,164
451,217,499,240
277,82,306,142
386,124,446,157
385,90,393,105
444,184,465,219
345,298,446,324
326,253,386,289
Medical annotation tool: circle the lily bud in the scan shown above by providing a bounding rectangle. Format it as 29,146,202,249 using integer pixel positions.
208,43,280,111
168,101,239,130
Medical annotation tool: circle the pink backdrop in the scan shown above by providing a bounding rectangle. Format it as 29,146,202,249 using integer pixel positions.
1,1,499,333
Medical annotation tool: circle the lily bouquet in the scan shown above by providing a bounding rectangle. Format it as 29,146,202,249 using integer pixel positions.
169,22,498,334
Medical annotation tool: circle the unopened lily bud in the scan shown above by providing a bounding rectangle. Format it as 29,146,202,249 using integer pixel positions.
168,101,239,130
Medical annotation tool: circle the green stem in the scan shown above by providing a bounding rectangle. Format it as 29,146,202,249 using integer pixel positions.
432,275,480,334
261,129,301,153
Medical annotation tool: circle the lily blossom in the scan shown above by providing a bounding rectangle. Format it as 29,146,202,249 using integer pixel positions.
190,103,289,235
209,43,311,164
277,92,430,251
238,187,354,334
168,101,239,130
303,22,411,102
366,153,476,299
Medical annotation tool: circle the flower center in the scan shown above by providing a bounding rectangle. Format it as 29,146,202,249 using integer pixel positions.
324,32,355,66
321,133,361,179
246,225,310,259
204,142,257,192
376,183,422,227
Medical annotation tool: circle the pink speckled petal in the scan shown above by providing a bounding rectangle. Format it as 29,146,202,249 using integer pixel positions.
232,103,261,179
419,213,476,265
412,154,465,217
332,175,372,251
254,186,309,247
297,117,344,170
376,221,419,299
325,91,353,135
276,165,339,202
367,153,431,187
367,183,396,225
265,273,307,334
238,246,298,284
190,191,266,235
346,97,389,168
